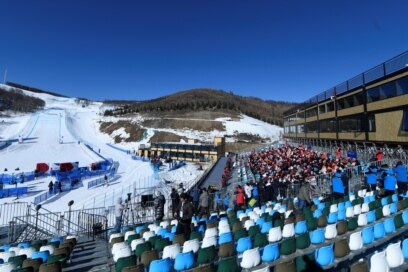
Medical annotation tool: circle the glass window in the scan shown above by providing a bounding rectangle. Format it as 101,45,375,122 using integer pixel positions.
367,87,381,103
368,115,376,132
396,76,408,96
379,81,397,99
403,110,408,132
338,116,362,132
318,104,326,114
326,102,335,112
297,124,304,133
305,121,318,133
319,119,336,133
305,107,317,118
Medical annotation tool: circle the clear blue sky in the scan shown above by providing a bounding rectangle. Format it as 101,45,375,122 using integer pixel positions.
0,0,407,102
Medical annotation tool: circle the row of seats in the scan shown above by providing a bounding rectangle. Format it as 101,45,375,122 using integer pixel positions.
0,235,77,272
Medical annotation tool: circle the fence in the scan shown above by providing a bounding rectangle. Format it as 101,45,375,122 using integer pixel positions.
0,202,29,227
0,187,28,198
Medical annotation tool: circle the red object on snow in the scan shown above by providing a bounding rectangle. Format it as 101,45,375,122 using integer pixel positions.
36,163,49,173
60,162,74,172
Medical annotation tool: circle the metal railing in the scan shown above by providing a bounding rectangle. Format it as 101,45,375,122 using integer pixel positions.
0,202,29,227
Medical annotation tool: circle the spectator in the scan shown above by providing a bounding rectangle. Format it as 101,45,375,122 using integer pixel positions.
198,188,209,215
384,169,397,196
154,191,165,221
170,188,180,218
332,171,345,199
394,161,407,195
235,185,245,210
191,187,200,211
58,181,62,193
297,182,311,211
48,181,54,194
114,197,124,232
175,193,194,240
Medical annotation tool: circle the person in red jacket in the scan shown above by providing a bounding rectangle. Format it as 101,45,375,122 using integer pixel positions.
235,185,245,210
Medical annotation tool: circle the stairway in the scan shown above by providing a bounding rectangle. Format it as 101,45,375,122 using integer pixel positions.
62,237,111,272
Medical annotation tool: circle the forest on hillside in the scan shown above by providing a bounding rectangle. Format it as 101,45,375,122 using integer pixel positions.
0,87,45,112
104,89,297,126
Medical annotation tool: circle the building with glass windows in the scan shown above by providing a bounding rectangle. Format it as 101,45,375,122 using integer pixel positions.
283,51,408,147
138,137,225,162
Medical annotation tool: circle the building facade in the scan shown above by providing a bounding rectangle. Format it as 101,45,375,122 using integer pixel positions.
138,137,225,162
283,51,408,146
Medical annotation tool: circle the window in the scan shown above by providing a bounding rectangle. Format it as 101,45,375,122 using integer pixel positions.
297,124,304,133
337,92,364,110
338,116,362,132
289,126,296,133
305,121,318,133
318,104,326,114
305,107,317,118
368,115,376,132
396,76,408,96
367,76,408,103
319,119,336,133
326,102,335,112
403,110,408,132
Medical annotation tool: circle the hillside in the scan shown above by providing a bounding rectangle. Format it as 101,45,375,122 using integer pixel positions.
6,82,67,98
0,85,45,113
103,88,297,126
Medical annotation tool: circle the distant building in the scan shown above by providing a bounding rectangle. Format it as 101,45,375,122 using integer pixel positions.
283,51,408,147
138,137,225,162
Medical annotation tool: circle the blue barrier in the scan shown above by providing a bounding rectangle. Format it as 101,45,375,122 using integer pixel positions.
106,143,129,154
0,187,28,198
87,170,116,189
169,161,186,171
0,141,11,151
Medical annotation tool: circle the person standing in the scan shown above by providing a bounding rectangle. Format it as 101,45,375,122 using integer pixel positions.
384,169,397,196
191,187,200,212
297,182,312,211
58,181,62,193
114,197,124,232
170,188,180,218
394,161,407,195
198,188,209,216
332,171,345,199
235,185,245,210
154,191,165,222
48,181,54,194
175,193,194,240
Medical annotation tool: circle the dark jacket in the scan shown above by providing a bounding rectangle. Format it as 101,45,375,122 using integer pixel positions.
176,200,194,223
154,194,165,219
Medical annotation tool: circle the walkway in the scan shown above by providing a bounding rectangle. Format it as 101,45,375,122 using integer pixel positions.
200,156,227,188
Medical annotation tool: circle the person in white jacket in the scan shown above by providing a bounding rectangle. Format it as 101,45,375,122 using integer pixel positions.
244,183,252,203
114,197,124,232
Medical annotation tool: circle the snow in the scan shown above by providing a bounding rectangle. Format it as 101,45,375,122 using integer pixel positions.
0,83,282,214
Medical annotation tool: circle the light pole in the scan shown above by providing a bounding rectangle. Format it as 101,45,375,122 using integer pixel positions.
34,204,42,240
67,200,74,235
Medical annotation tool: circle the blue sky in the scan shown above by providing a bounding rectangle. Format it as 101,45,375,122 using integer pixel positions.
0,0,407,102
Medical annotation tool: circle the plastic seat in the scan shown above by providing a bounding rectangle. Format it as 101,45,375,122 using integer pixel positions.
201,236,217,249
218,224,231,235
218,232,233,245
366,210,376,223
346,207,354,218
334,238,350,258
389,203,397,214
240,248,261,269
315,243,334,266
150,258,171,272
353,204,362,216
8,247,20,256
295,220,307,235
182,239,199,253
325,224,337,239
373,222,386,240
174,251,194,271
313,209,322,218
124,230,136,242
115,255,137,272
382,205,391,217
362,226,374,245
162,244,180,260
49,237,63,245
296,232,311,250
336,220,348,235
282,223,295,238
256,217,265,227
204,227,218,238
402,238,408,259
337,202,345,211
236,237,252,253
130,238,144,251
309,228,325,244
384,218,395,234
361,203,370,213
350,259,368,272
112,243,132,262
329,204,338,213
345,201,352,208
348,217,358,231
268,226,282,243
0,263,17,272
381,197,388,206
135,242,152,259
358,213,368,227
337,210,346,221
197,245,216,265
262,243,279,262
260,222,272,234
348,231,363,251
218,241,236,258
385,241,404,268
218,256,238,272
280,237,296,256
327,212,337,224
18,247,35,259
0,245,11,252
370,251,389,272
403,210,408,225
143,231,155,241
17,242,30,249
32,251,49,263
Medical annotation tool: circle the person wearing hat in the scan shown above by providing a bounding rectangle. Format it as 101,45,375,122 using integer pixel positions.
175,193,194,239
394,161,408,195
366,168,378,192
384,169,397,196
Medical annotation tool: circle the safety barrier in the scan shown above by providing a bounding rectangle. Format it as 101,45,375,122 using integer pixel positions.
106,143,130,154
0,202,29,227
0,187,28,198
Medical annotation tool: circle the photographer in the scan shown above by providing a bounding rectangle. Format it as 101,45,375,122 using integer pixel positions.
175,193,193,240
114,197,124,232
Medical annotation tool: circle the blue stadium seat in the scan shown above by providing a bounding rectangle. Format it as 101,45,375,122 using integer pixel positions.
392,194,398,203
295,220,307,235
245,208,253,214
256,218,265,226
174,251,194,271
261,222,272,234
157,228,169,238
309,228,325,244
0,245,11,252
237,210,244,217
261,205,267,213
32,250,50,263
236,237,252,253
381,197,388,206
317,203,325,211
197,225,205,233
313,198,320,205
345,201,352,208
18,242,31,249
337,202,345,212
403,210,408,225
362,226,374,245
218,232,233,245
50,237,63,244
364,196,371,203
402,238,408,259
171,225,177,234
366,210,376,223
390,202,397,214
384,218,396,234
150,257,172,272
262,243,280,262
315,243,335,266
328,212,337,224
374,222,386,240
369,195,375,202
136,226,146,234
164,233,175,242
313,209,322,219
337,210,346,221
